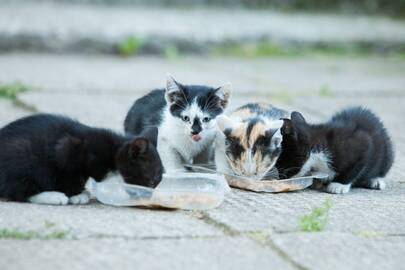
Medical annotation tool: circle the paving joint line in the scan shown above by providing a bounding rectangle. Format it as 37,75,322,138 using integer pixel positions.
195,211,310,270
13,96,39,113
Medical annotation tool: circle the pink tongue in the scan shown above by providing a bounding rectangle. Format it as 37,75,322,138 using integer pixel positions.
192,134,202,142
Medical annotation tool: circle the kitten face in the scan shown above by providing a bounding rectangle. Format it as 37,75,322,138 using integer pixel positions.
165,75,231,142
116,127,163,188
217,115,283,179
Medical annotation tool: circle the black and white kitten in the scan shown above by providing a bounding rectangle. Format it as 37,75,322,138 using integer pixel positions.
124,75,231,172
0,114,163,205
276,107,394,194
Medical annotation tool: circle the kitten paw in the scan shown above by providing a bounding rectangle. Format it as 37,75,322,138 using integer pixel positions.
69,191,90,205
325,182,351,194
28,192,69,205
369,178,386,190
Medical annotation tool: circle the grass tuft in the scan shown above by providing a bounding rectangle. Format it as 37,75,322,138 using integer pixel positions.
0,221,74,240
118,36,144,57
0,82,30,100
299,199,332,232
319,85,334,97
165,45,180,60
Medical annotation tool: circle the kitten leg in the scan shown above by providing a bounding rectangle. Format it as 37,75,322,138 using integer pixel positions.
158,143,187,172
325,182,352,194
365,177,387,190
69,191,91,205
28,191,69,205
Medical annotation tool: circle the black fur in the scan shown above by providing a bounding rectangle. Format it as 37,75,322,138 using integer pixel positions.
124,84,225,135
276,107,394,188
0,114,163,202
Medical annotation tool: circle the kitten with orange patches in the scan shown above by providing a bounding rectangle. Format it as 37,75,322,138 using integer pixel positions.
215,103,288,180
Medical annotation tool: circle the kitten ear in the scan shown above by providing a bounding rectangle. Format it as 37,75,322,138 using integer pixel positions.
165,74,182,104
281,118,294,136
215,82,232,109
129,138,148,158
216,115,236,133
291,111,306,125
140,127,158,147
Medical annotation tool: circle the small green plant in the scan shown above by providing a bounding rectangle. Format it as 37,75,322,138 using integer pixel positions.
0,82,30,100
299,199,332,232
165,45,179,60
319,85,333,97
0,221,74,240
118,36,144,57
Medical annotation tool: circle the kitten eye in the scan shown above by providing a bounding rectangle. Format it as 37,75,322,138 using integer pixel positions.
182,115,190,122
202,117,211,123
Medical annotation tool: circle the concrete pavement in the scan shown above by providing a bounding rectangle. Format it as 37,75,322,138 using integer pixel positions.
0,53,404,270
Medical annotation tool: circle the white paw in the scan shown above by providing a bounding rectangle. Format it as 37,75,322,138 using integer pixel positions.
29,192,69,205
325,182,351,194
369,178,386,190
69,191,90,205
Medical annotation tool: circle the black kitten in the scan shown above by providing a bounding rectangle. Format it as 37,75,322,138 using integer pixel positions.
0,114,163,204
276,107,394,194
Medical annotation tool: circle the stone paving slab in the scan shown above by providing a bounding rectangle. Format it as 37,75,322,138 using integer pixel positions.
1,54,405,95
0,201,222,239
18,92,133,131
208,185,405,234
1,3,404,54
1,54,405,269
0,100,29,126
271,232,405,270
0,236,295,270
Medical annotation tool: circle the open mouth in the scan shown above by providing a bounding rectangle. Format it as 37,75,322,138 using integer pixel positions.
191,134,202,142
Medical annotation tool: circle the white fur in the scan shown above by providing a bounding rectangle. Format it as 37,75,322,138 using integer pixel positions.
293,151,336,180
159,76,231,172
214,129,233,175
28,192,69,205
69,191,91,205
326,182,352,194
158,100,218,172
369,178,386,190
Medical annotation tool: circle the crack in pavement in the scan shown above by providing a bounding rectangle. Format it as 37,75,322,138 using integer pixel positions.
194,211,310,270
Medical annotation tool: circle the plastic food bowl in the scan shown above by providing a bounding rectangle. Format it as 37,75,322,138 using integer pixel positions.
91,173,228,210
185,165,328,193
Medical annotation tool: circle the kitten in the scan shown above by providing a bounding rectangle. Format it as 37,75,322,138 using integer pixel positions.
0,114,163,205
277,107,394,194
124,75,231,172
215,103,289,180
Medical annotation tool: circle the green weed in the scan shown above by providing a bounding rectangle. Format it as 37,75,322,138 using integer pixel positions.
299,199,332,232
319,85,334,97
0,82,30,100
165,45,180,60
0,221,74,240
118,36,144,57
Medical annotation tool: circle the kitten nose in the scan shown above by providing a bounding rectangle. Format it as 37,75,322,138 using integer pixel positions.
191,118,202,135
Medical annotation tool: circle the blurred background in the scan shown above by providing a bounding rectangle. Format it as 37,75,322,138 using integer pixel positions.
0,0,404,129
0,1,405,270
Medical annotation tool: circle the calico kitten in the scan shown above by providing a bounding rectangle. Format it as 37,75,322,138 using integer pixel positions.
124,75,231,172
215,103,289,180
0,114,163,205
277,107,394,194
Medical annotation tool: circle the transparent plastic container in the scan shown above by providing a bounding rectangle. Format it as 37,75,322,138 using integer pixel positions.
91,173,228,210
185,165,328,193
